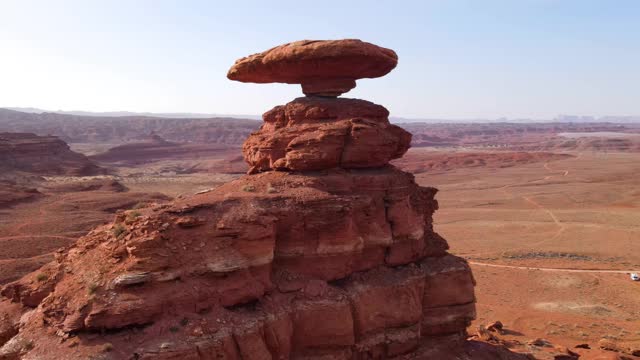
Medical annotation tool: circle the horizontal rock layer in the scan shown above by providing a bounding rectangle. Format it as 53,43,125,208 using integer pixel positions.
0,132,105,176
243,97,411,172
3,258,474,359
0,168,476,359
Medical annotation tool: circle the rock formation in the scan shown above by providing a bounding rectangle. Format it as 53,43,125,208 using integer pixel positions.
227,39,397,96
0,40,526,359
0,132,105,176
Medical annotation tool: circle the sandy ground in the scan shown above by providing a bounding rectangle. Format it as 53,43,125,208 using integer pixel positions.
413,150,640,351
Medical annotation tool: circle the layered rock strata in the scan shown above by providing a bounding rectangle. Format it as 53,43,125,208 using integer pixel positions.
0,132,105,176
0,39,484,359
243,97,411,173
227,39,398,96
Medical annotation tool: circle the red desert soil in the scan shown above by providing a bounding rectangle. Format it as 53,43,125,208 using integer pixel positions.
417,151,640,359
0,181,42,208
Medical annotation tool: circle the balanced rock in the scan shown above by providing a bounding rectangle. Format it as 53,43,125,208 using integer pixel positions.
227,39,397,96
0,39,523,359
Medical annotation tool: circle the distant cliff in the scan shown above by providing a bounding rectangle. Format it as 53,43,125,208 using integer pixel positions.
0,132,105,176
0,108,260,145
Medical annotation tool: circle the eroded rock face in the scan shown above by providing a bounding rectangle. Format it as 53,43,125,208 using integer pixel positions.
0,169,477,358
227,39,397,96
244,97,411,173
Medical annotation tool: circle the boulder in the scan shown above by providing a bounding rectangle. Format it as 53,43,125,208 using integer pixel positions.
227,39,397,96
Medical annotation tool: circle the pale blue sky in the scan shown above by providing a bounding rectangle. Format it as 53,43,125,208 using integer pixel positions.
1,0,639,119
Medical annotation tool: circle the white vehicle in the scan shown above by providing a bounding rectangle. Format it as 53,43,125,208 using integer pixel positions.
631,273,640,281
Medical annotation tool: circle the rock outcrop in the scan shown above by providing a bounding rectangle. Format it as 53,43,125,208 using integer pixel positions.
0,132,105,176
0,39,523,359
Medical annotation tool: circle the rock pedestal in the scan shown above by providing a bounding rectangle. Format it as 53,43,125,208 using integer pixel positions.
0,40,485,360
243,97,411,173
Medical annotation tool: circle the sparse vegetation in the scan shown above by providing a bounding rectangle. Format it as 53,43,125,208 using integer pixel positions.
241,184,256,192
112,224,127,238
23,340,34,351
127,210,142,221
36,273,48,282
169,326,180,333
180,317,189,326
102,343,113,352
88,283,99,294
266,183,278,193
132,202,149,209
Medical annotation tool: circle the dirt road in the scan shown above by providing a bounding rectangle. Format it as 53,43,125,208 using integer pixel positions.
469,261,639,274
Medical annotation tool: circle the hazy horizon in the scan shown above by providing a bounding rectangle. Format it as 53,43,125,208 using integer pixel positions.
5,106,640,124
2,0,639,119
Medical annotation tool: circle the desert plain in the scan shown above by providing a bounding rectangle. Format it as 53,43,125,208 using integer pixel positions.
1,110,640,358
419,149,640,355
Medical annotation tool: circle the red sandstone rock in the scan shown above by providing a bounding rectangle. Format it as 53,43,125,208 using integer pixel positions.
0,302,20,347
244,97,411,172
0,168,475,359
227,39,397,96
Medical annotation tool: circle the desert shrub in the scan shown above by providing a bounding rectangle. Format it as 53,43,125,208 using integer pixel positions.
112,224,127,238
127,211,142,221
241,185,256,192
102,343,113,352
266,183,278,193
36,273,48,282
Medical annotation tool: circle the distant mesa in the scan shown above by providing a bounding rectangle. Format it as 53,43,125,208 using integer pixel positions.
227,39,398,96
0,132,105,176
